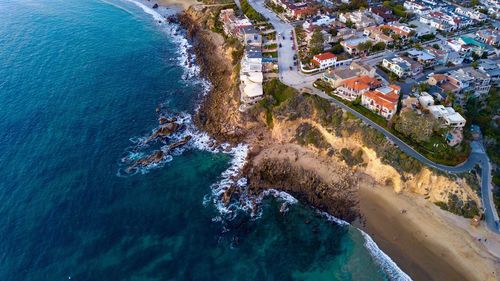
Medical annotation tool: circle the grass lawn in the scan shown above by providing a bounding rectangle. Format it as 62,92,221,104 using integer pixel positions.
263,51,278,58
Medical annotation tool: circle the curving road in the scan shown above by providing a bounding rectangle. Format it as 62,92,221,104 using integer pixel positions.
245,0,500,233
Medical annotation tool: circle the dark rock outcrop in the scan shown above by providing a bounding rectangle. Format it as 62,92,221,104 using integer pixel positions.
145,122,181,144
247,159,359,222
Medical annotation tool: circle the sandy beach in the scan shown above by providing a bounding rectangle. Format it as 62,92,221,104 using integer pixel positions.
158,0,199,10
168,3,500,280
251,143,500,281
357,180,500,281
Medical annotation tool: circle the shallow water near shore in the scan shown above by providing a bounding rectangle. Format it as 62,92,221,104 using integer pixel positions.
0,0,404,280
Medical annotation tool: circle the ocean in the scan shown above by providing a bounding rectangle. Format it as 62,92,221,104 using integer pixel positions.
0,0,409,280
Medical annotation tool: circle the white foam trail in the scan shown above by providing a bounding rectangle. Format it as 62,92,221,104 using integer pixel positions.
122,0,164,21
261,189,298,205
360,230,413,281
113,4,412,280
316,210,411,280
316,210,350,227
121,0,206,84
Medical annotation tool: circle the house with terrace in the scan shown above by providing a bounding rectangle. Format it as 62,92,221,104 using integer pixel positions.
424,44,464,65
404,0,431,15
369,6,399,23
478,59,500,86
363,26,394,45
406,49,436,67
322,61,376,88
476,29,500,47
382,24,415,43
361,85,401,119
311,52,344,70
427,105,466,128
335,76,382,101
339,10,384,29
455,7,487,21
340,36,373,56
219,9,253,40
448,67,492,97
427,73,461,96
239,43,264,109
382,54,423,78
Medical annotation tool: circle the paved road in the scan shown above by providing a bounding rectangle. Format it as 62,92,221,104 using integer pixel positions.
248,0,321,86
245,0,500,233
310,87,500,233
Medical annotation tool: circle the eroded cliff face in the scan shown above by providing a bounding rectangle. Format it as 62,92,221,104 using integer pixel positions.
247,147,360,222
178,7,479,219
267,100,481,211
179,7,246,144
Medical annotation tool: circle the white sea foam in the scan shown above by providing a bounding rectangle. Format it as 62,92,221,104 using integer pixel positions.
316,210,350,227
360,230,413,281
261,189,298,205
114,4,412,280
122,0,207,85
122,0,164,22
316,210,412,281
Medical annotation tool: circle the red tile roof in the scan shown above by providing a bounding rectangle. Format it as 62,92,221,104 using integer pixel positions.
363,86,399,110
340,76,381,91
313,52,336,61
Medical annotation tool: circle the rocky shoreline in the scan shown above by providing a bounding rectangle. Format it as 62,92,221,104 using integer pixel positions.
177,6,360,222
168,4,500,281
178,8,246,144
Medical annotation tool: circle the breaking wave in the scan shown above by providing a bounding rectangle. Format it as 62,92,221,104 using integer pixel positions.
360,230,413,281
114,3,412,280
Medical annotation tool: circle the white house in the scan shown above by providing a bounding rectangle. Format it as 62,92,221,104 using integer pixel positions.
312,52,338,70
427,105,466,128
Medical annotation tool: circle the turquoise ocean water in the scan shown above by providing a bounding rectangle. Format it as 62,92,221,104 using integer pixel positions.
0,0,409,280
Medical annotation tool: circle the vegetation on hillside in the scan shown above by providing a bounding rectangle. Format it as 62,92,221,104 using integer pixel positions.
465,87,500,216
241,0,266,22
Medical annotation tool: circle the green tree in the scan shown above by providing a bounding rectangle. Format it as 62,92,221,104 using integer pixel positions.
345,20,354,28
358,41,373,52
445,91,455,105
331,42,344,54
372,42,386,52
432,43,440,50
395,110,438,143
309,29,324,55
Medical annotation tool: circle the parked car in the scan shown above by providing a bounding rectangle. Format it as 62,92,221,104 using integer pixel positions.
293,61,297,66
282,36,285,40
292,46,295,50
290,36,293,40
289,66,293,70
293,55,297,60
279,43,282,48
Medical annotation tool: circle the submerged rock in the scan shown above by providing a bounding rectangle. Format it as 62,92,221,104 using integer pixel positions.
152,3,159,9
145,122,181,144
127,150,165,172
168,135,192,151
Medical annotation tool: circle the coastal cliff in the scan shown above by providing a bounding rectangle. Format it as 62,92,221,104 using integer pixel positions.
173,4,500,281
179,6,246,144
178,5,481,221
